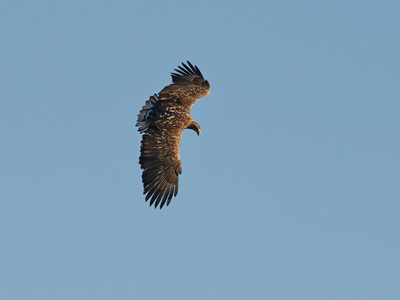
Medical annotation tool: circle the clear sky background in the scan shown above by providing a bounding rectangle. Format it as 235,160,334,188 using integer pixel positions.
1,1,399,299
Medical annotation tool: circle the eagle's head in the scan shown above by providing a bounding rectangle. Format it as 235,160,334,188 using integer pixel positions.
187,120,201,136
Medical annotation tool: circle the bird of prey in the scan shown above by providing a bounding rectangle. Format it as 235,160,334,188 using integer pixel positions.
136,61,210,209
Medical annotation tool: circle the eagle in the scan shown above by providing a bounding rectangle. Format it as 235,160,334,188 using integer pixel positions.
136,61,210,209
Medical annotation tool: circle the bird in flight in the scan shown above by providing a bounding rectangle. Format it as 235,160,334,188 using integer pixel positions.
136,61,210,209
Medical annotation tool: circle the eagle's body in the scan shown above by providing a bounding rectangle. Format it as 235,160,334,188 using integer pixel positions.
136,61,210,209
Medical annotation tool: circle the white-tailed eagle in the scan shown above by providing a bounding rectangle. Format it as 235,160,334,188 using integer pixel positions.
136,61,210,209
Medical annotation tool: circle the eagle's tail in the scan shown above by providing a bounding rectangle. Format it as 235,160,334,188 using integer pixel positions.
136,94,159,133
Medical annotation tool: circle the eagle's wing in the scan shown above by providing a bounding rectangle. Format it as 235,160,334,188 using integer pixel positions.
158,61,210,108
139,129,182,209
137,61,210,209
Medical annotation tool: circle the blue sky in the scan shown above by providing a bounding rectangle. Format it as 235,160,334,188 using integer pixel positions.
1,0,399,299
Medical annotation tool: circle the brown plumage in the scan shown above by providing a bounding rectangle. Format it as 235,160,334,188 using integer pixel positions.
136,61,210,209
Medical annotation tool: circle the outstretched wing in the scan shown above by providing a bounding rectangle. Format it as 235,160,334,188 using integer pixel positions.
139,129,183,209
158,61,210,108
